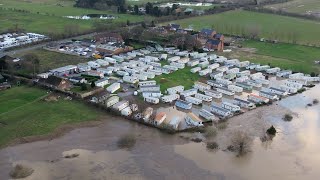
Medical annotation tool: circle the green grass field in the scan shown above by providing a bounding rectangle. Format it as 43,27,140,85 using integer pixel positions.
166,10,320,46
154,67,200,93
265,0,320,14
0,86,103,147
223,40,320,74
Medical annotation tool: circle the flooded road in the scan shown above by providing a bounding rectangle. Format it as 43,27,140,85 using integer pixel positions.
0,85,319,180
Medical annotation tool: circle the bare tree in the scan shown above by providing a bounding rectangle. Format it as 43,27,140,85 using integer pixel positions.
247,25,261,39
21,53,40,77
229,131,253,156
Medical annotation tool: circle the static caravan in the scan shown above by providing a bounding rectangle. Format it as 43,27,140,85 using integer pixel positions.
140,85,161,92
170,62,185,69
204,90,223,99
226,68,240,74
210,104,232,117
167,86,184,95
266,67,281,74
223,73,237,81
233,97,256,109
77,63,91,72
254,78,270,85
287,78,307,86
289,73,304,79
123,76,139,84
139,80,157,87
180,88,198,97
106,96,120,108
236,61,250,68
161,94,180,103
116,71,129,77
246,63,259,70
236,76,249,83
248,94,269,104
215,78,232,85
185,113,203,127
123,67,138,75
141,72,155,79
97,68,113,75
208,54,217,61
255,65,270,72
303,76,320,82
225,59,240,66
280,85,297,94
112,100,129,111
236,70,250,77
198,61,209,68
163,65,179,71
207,80,224,88
267,87,288,96
107,82,120,93
217,87,235,96
235,82,253,91
95,78,109,87
222,102,241,112
168,56,180,62
160,54,168,60
133,74,148,81
194,81,211,92
214,56,227,63
95,59,109,66
185,96,202,105
188,60,199,67
153,66,171,74
199,109,216,122
195,93,212,102
169,117,181,130
284,81,303,89
191,67,201,73
207,63,220,70
210,71,223,79
147,69,162,76
178,57,190,64
276,70,292,77
216,66,228,72
250,72,263,79
104,57,117,64
175,100,192,110
144,97,160,104
121,106,132,116
247,80,262,88
145,56,159,62
259,90,279,100
147,62,161,67
227,84,243,93
112,55,124,62
199,68,212,76
142,91,162,98
87,61,101,69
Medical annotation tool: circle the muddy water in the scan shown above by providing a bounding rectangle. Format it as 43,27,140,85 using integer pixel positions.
0,85,319,180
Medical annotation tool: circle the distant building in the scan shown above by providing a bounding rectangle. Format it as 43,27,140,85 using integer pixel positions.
38,76,72,90
199,29,216,39
96,44,133,55
205,39,224,51
94,33,123,43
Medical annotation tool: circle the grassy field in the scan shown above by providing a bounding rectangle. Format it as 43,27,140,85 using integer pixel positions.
154,67,200,93
223,40,320,74
15,49,90,73
0,0,149,35
0,86,103,147
166,10,320,46
265,0,320,14
127,0,169,5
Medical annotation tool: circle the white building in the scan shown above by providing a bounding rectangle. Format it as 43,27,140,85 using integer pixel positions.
163,65,179,71
267,87,288,96
121,106,132,116
247,80,262,88
116,71,129,77
77,63,91,72
226,68,240,74
210,71,223,79
140,85,160,92
248,94,269,104
221,102,241,112
266,67,281,74
207,63,220,70
144,97,160,104
198,61,209,68
216,66,228,72
185,113,203,127
204,90,223,99
236,61,250,68
168,56,180,62
207,80,224,88
87,61,101,69
199,109,217,122
217,87,235,96
185,96,202,105
210,104,232,117
161,94,180,103
195,93,212,102
255,65,270,71
280,85,297,94
191,67,201,73
139,80,157,87
188,60,199,67
112,100,129,111
215,78,232,85
287,78,307,85
97,68,113,75
142,91,162,98
276,70,292,77
180,88,198,97
107,82,121,93
167,86,184,95
227,84,243,93
236,70,250,77
289,73,304,79
123,76,139,84
233,97,256,109
95,78,109,87
194,81,211,92
284,81,303,89
170,62,185,69
199,68,212,76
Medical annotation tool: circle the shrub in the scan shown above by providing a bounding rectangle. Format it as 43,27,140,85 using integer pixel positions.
229,131,253,156
266,125,277,136
117,134,136,149
204,127,217,138
9,164,34,179
64,153,79,159
206,142,219,150
191,137,202,143
283,114,293,122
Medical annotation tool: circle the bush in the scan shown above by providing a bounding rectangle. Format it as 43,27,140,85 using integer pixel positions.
229,131,253,156
204,127,217,138
10,164,34,179
206,142,219,150
266,125,277,136
117,134,136,149
283,114,293,122
64,153,79,159
191,137,202,143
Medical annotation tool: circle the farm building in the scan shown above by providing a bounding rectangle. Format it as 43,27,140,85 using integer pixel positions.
152,112,167,126
199,109,216,122
204,89,223,99
280,85,297,94
185,96,202,105
121,106,132,116
180,88,198,97
175,100,192,110
233,97,256,109
216,87,235,96
259,90,279,100
112,100,129,111
195,93,212,102
185,113,203,127
140,85,160,92
276,70,292,77
144,97,160,104
194,81,211,92
161,94,180,103
107,82,121,93
222,102,241,112
188,60,199,67
142,91,162,98
210,104,232,117
123,76,139,84
139,80,157,87
210,71,223,79
95,78,109,87
227,84,243,93
191,67,201,73
106,95,120,108
167,86,184,94
267,87,288,96
248,94,269,104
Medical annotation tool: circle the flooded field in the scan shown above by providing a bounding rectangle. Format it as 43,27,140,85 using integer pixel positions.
0,85,319,180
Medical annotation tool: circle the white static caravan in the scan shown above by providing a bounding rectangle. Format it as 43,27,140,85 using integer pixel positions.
226,68,240,74
214,56,227,63
141,72,155,79
195,93,212,102
104,57,117,64
77,63,91,72
204,90,223,99
216,66,228,72
116,71,129,77
133,74,148,81
236,70,250,77
250,72,263,79
178,57,190,64
95,78,109,87
170,62,185,69
255,65,270,72
145,56,159,62
289,73,304,79
248,94,269,104
199,109,216,122
168,56,180,62
95,59,109,66
247,80,263,88
87,61,101,69
142,91,162,98
194,81,211,92
234,97,256,109
188,60,199,67
147,69,162,76
139,80,157,87
246,63,259,70
112,55,124,62
221,102,241,112
97,68,113,75
225,59,239,66
140,85,160,92
180,88,198,97
161,94,180,103
121,106,132,117
107,82,121,93
207,80,224,88
167,86,184,95
236,61,250,68
217,87,235,96
267,87,288,96
147,62,161,67
284,81,303,89
207,63,220,70
276,70,292,77
185,96,202,105
144,97,160,104
280,85,297,94
259,90,279,100
208,54,217,61
160,54,168,60
163,65,178,71
123,76,139,84
266,67,281,74
287,78,307,86
236,76,249,83
303,76,320,82
191,67,201,73
198,61,209,68
153,67,171,74
112,100,129,111
199,69,212,76
210,71,223,79
215,78,232,86
210,104,232,117
227,84,243,93
185,113,203,127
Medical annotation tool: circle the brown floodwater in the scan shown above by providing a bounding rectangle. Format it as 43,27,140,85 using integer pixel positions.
0,85,319,180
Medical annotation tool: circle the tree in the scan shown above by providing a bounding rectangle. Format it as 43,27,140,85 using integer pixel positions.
126,19,130,26
22,53,40,77
134,5,139,14
141,22,147,28
229,131,253,156
91,81,96,88
151,20,155,27
266,126,276,136
80,83,87,91
145,2,153,14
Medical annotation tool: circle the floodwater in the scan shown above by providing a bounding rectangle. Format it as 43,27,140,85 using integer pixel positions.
0,85,319,180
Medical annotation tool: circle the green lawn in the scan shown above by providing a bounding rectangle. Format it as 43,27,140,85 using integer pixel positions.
265,0,320,14
154,66,200,93
165,10,320,46
0,86,103,147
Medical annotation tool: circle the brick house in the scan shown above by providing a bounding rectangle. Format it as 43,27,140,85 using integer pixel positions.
199,29,216,39
205,39,224,51
39,76,72,90
214,34,225,41
94,33,123,44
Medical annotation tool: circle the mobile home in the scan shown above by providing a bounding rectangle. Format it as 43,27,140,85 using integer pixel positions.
185,113,203,127
287,78,307,86
112,100,129,111
199,69,212,76
207,63,220,70
188,60,199,67
216,66,228,72
194,81,211,92
236,76,249,83
266,67,281,74
204,90,223,99
139,80,157,87
195,93,213,102
259,90,279,100
236,61,250,68
106,95,120,108
168,56,180,62
255,65,270,72
235,82,253,91
280,85,297,94
236,70,250,77
289,73,304,79
207,80,224,88
161,94,180,103
87,61,101,69
226,68,240,74
175,100,192,110
210,104,232,117
123,76,139,84
222,102,241,112
267,87,288,96
163,65,179,71
116,71,129,77
199,109,217,122
198,61,209,68
167,86,184,95
247,80,262,88
284,81,303,89
248,94,269,104
95,78,109,87
144,97,160,104
217,87,235,96
210,71,223,79
185,96,202,105
142,91,162,98
106,82,120,93
216,78,232,85
170,62,185,69
233,97,256,109
140,85,161,92
191,67,201,73
180,88,198,97
227,84,243,93
121,106,132,116
276,70,292,77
